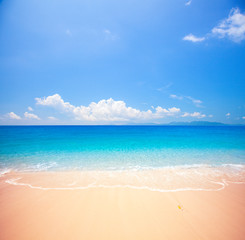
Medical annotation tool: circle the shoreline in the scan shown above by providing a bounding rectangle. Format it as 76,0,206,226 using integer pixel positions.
1,164,245,192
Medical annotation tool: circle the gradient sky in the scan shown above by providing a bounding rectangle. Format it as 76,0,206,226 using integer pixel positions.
0,0,245,124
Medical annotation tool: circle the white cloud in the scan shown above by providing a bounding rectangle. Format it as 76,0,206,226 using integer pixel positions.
181,112,206,118
157,82,173,92
36,94,75,112
36,94,182,122
104,29,111,34
242,116,245,120
183,34,205,42
185,0,192,6
154,106,181,117
226,113,231,117
183,8,245,44
28,106,33,111
212,8,245,42
170,94,202,107
7,112,21,120
66,29,72,36
170,94,183,100
104,29,118,41
73,99,152,121
186,96,202,107
24,112,40,120
48,116,57,120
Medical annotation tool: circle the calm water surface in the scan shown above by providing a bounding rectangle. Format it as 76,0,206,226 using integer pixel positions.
0,126,244,171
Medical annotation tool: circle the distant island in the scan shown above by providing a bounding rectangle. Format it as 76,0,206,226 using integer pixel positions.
119,121,243,126
167,121,227,126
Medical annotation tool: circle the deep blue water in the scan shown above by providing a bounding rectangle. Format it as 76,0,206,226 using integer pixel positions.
0,126,245,171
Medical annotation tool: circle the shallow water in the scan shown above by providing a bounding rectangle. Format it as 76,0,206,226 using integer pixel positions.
0,126,245,171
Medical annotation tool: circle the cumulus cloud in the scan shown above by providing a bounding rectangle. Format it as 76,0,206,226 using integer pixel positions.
24,112,40,120
183,34,205,42
154,106,181,117
7,112,21,120
36,94,182,122
226,113,231,117
212,8,245,42
36,94,75,112
28,106,33,111
242,116,245,120
181,112,206,118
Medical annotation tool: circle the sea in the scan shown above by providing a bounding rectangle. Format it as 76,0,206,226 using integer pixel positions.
1,125,245,191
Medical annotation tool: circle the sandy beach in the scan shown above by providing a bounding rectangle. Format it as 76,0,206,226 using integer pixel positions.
0,171,245,240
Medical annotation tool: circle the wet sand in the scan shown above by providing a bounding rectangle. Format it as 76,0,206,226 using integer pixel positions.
0,172,245,240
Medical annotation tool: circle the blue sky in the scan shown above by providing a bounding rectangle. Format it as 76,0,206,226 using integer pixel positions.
0,0,245,124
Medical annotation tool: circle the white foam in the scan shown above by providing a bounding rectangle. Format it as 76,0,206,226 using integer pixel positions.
3,164,245,192
22,162,58,171
0,169,11,177
5,177,226,192
221,164,245,170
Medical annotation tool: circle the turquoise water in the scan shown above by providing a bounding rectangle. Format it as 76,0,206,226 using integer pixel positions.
0,126,245,172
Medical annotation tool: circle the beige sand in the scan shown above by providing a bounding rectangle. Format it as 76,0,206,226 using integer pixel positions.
0,172,245,240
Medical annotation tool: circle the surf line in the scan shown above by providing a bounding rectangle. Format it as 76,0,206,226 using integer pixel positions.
5,177,227,192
